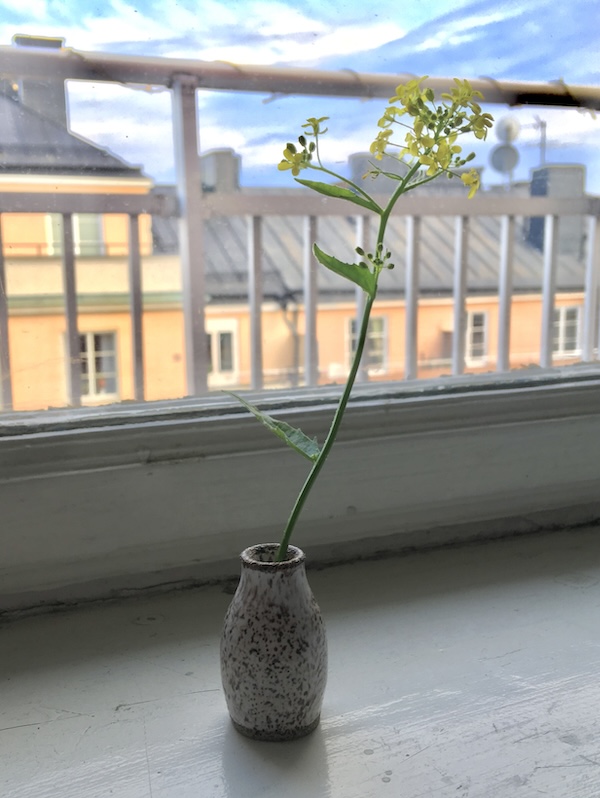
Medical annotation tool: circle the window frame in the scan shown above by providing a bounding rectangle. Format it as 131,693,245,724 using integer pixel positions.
347,315,388,376
2,367,600,611
553,305,582,358
465,311,488,366
206,318,239,387
78,330,119,403
46,212,106,257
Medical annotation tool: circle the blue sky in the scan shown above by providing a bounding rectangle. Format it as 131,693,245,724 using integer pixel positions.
0,0,599,192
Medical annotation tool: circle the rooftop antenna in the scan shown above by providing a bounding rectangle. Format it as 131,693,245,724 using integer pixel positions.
490,115,520,190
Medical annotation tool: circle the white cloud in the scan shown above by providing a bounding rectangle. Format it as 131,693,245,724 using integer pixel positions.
414,7,525,52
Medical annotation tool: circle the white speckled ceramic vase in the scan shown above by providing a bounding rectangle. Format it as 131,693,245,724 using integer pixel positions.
220,544,327,741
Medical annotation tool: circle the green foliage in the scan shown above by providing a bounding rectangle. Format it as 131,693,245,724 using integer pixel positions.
228,392,321,462
295,179,382,214
313,244,377,298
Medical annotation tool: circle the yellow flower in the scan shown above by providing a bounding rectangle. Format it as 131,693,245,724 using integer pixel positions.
369,129,393,160
278,146,307,176
461,169,480,199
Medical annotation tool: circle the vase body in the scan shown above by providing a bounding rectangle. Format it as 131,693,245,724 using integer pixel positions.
220,544,327,741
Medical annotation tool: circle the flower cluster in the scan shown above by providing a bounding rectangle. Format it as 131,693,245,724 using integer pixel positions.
356,242,394,274
369,76,493,195
278,116,328,176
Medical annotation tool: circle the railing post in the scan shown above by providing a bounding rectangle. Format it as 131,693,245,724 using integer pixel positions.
497,215,515,372
582,215,600,362
248,216,264,390
355,216,369,383
540,215,559,368
61,212,81,407
128,214,144,401
0,215,13,410
171,75,208,395
405,215,421,380
452,216,469,376
303,216,318,387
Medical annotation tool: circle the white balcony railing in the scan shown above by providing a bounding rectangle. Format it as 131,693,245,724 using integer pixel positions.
1,46,600,413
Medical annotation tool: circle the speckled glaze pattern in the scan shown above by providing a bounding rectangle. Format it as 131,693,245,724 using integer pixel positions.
220,544,327,741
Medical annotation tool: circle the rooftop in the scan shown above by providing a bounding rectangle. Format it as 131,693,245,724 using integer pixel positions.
0,91,143,177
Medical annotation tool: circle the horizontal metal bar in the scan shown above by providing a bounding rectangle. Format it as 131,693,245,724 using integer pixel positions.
201,193,599,219
0,193,178,216
1,46,599,109
0,192,596,220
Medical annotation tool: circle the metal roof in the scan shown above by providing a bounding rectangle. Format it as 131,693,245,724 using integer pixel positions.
0,92,142,177
153,193,587,302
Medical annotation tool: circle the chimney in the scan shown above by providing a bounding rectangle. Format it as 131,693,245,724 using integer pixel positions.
526,164,586,257
200,148,240,193
12,35,69,128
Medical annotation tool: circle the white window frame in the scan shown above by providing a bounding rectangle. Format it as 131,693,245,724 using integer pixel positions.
553,306,582,357
466,311,488,365
46,213,106,257
347,315,388,376
2,368,600,611
78,331,119,402
206,319,239,388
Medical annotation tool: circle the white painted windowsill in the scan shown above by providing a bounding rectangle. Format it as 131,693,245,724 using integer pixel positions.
2,527,600,798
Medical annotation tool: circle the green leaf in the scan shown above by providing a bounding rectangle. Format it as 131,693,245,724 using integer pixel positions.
227,392,321,462
313,244,376,298
295,178,382,214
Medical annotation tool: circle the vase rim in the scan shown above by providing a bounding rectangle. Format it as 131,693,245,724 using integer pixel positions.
240,543,305,570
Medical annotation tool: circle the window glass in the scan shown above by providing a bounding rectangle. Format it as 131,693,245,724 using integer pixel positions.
79,332,118,398
349,317,386,373
0,11,597,414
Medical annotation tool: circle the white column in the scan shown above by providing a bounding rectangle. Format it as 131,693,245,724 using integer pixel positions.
303,216,318,387
172,76,208,395
248,216,264,390
497,215,515,372
452,216,469,376
405,215,421,380
540,215,559,368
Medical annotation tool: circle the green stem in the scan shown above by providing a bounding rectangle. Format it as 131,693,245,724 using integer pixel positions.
276,290,377,561
275,160,422,561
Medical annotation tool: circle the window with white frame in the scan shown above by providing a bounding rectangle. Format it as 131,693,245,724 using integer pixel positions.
466,312,487,363
553,306,581,356
206,319,238,387
349,316,387,374
79,332,118,398
47,213,105,256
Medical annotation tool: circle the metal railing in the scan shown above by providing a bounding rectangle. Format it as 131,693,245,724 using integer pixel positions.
0,44,599,411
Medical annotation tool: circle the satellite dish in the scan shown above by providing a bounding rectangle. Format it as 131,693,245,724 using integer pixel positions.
495,116,520,143
490,144,519,174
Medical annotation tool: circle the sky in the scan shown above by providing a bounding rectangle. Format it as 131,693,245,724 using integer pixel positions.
0,0,599,192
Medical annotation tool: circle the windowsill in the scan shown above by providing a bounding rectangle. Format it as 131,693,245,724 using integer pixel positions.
2,526,600,797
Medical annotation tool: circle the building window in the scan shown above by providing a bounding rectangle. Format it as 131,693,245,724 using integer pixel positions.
206,320,238,386
349,316,387,374
466,311,487,363
79,332,118,398
47,213,105,256
553,306,581,356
